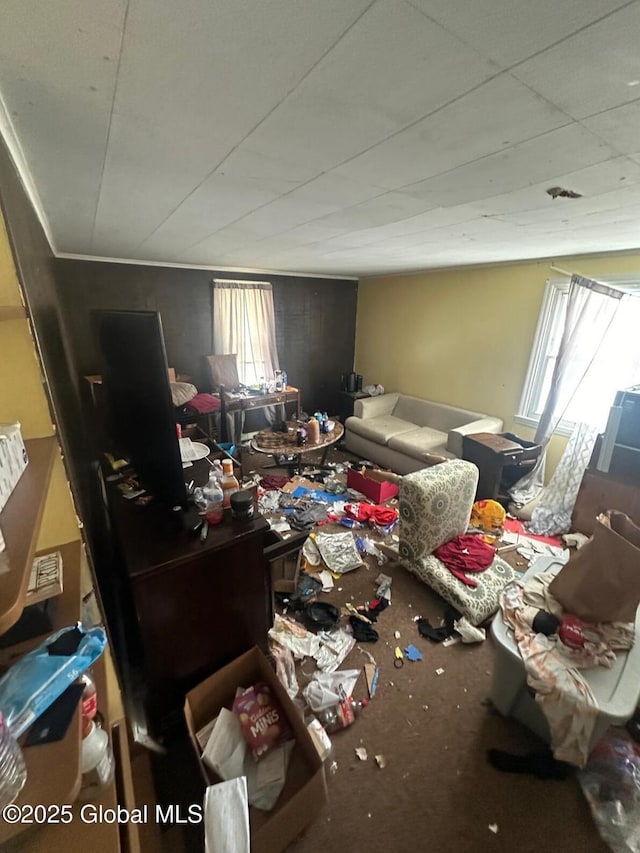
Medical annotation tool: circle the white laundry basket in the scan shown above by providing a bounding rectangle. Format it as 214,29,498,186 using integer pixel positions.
490,556,640,750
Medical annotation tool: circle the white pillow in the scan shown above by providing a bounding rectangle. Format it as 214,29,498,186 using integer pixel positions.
170,381,198,407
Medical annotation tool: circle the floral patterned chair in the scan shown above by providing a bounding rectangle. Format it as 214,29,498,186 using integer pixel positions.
399,459,515,625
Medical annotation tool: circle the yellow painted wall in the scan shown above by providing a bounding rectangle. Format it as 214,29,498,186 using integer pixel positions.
356,252,640,477
0,211,79,548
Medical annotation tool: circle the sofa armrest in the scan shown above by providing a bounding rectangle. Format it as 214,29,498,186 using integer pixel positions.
353,393,399,419
447,417,504,457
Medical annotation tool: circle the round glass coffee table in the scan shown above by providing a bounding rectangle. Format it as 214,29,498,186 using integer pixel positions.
250,421,344,472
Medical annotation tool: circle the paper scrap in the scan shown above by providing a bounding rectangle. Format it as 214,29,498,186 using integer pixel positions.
489,824,499,834
355,747,368,761
435,668,445,676
318,569,334,592
364,664,379,698
374,754,386,769
204,778,250,853
394,630,401,639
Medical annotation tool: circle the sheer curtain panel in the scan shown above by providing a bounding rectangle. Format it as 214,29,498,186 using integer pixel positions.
510,275,623,506
213,280,280,386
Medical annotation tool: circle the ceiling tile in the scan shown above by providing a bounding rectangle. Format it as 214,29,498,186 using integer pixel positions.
403,124,616,207
410,0,629,67
512,3,640,119
136,172,288,256
332,73,570,189
583,99,640,155
0,0,126,250
242,0,498,172
93,0,371,248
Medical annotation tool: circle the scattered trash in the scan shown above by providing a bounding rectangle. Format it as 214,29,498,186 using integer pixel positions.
394,630,401,639
364,663,380,698
355,747,368,761
375,572,392,601
435,668,445,676
358,648,377,666
303,670,361,713
422,705,429,711
404,644,423,662
442,636,460,648
307,718,332,762
329,761,338,775
349,615,379,643
315,531,364,574
270,642,299,700
374,754,387,769
488,824,499,834
394,647,404,668
454,618,486,644
318,569,334,592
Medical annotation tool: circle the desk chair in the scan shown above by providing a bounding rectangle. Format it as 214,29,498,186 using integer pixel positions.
204,354,241,392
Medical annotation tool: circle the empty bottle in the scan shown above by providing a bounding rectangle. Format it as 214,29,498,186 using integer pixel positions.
0,713,26,807
202,470,224,524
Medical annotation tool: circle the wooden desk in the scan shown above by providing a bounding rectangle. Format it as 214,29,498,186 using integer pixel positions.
220,386,301,442
105,455,271,732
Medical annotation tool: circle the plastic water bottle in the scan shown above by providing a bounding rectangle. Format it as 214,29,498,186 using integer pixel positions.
202,471,224,524
0,713,26,807
282,370,288,389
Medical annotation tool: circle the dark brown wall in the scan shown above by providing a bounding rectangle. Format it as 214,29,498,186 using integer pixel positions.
54,259,358,415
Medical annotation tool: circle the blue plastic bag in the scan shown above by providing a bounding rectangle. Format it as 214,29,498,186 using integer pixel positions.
0,624,107,736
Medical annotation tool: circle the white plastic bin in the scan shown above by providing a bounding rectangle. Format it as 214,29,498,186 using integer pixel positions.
490,556,640,749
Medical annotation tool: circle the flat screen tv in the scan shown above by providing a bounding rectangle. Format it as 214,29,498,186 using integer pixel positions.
94,309,187,508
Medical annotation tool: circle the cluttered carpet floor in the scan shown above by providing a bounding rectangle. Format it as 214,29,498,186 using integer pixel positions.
240,443,608,853
149,442,608,853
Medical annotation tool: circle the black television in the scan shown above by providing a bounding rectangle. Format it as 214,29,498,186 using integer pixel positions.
94,309,187,508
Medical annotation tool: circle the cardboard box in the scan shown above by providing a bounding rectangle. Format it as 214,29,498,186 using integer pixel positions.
0,423,28,514
347,466,399,503
185,647,327,853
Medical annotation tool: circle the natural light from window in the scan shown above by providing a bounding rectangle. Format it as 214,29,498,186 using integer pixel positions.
519,278,640,433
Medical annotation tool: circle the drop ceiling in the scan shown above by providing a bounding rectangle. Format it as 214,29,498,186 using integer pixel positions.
2,0,640,277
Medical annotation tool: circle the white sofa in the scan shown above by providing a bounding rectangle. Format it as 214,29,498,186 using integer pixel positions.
345,393,503,474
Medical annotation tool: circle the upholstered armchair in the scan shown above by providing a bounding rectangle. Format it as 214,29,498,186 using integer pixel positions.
399,460,515,625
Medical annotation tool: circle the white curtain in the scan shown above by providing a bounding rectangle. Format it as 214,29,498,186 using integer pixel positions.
213,280,280,385
510,275,624,506
528,289,640,534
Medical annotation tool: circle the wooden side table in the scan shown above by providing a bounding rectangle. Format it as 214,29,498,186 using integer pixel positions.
462,432,542,503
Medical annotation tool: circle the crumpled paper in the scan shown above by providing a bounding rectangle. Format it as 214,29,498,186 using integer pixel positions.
269,615,355,672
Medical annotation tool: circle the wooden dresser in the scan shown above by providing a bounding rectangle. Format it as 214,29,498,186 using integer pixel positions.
105,456,272,734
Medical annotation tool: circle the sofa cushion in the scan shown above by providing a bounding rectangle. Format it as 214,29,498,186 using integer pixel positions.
393,395,483,432
388,427,448,460
346,414,417,444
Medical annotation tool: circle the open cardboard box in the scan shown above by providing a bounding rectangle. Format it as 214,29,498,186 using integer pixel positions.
347,466,400,503
184,647,327,853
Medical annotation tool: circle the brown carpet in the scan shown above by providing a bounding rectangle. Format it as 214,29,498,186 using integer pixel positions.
241,444,609,853
286,562,608,853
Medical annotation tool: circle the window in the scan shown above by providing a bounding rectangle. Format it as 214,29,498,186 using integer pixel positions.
517,276,640,434
212,279,280,387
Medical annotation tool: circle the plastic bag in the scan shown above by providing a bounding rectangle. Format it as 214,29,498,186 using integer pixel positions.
302,669,360,713
0,624,107,736
315,532,364,574
578,734,640,853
